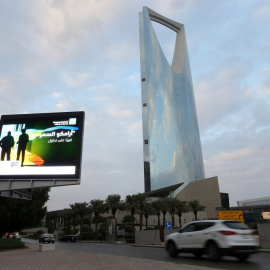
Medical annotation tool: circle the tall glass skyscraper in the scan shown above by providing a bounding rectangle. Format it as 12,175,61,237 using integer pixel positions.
139,7,205,194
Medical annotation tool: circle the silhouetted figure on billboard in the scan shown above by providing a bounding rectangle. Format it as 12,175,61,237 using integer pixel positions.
0,131,15,161
17,129,29,166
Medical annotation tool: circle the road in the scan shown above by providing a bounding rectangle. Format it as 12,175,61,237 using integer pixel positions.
23,238,270,270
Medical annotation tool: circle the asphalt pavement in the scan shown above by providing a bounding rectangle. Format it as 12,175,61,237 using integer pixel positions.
0,242,222,270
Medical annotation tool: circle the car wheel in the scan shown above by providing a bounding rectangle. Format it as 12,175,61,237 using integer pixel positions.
193,252,202,258
167,241,178,258
206,242,221,261
237,254,250,261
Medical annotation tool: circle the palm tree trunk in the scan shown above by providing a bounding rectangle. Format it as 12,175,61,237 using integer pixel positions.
178,214,182,228
163,213,166,228
131,215,135,239
194,210,197,221
140,211,143,231
171,214,175,227
80,219,83,241
73,219,76,234
95,221,98,240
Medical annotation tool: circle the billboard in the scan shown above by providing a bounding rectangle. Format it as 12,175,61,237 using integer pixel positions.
218,210,244,223
0,111,84,190
0,189,32,200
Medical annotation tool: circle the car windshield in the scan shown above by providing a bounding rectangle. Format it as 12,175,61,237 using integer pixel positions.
223,221,249,230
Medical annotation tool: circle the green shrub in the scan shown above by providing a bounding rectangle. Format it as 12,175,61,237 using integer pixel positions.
0,238,26,250
144,227,155,230
81,232,95,240
81,225,95,240
154,225,163,230
126,239,135,244
26,232,42,239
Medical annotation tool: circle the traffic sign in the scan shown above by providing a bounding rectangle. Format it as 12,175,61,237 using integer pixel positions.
165,221,172,229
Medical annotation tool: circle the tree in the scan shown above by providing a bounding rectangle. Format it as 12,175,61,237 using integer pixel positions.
175,201,189,228
59,208,73,235
125,195,137,238
143,202,154,229
133,193,148,231
73,202,89,241
0,188,50,234
89,199,109,240
166,197,179,227
160,198,168,228
188,200,205,221
105,194,122,219
151,199,163,228
120,215,136,237
122,214,135,224
69,203,78,234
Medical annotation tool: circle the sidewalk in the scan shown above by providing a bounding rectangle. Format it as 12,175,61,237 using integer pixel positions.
0,243,222,270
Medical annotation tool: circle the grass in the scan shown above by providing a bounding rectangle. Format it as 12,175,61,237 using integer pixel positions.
0,238,26,251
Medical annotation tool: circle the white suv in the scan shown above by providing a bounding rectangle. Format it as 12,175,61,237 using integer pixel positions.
165,220,258,261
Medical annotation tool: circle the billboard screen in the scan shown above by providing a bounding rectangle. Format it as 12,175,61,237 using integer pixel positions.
0,111,84,181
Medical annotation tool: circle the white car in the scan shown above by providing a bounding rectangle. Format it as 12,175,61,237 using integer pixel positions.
165,220,258,261
9,233,21,240
39,233,55,244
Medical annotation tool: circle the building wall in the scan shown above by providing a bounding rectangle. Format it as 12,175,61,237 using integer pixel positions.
176,176,222,219
139,7,205,194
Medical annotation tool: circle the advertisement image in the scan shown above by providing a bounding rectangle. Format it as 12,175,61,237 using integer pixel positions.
0,111,84,180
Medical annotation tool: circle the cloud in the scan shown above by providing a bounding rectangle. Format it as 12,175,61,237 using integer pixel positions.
0,0,269,210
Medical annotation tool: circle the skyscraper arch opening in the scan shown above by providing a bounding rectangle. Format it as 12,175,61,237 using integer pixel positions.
151,21,176,66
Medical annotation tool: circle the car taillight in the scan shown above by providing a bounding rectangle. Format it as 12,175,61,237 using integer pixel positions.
219,230,237,236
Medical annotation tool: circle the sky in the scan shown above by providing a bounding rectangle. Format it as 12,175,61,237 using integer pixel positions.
0,0,269,211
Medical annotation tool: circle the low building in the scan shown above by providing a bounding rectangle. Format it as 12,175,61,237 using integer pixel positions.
237,196,270,207
176,176,224,219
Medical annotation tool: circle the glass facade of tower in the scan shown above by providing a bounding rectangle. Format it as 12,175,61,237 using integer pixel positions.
139,7,205,194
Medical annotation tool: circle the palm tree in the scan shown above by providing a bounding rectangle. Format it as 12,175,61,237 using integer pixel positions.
125,195,137,238
74,202,89,241
69,203,78,234
152,198,167,242
59,208,73,235
105,194,122,219
133,193,148,231
143,202,154,229
166,197,179,227
188,200,205,221
160,198,168,228
89,199,109,240
151,199,163,228
175,201,189,228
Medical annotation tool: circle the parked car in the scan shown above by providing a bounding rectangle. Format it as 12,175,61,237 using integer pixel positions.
39,233,55,244
165,220,258,261
9,233,21,240
59,235,78,243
